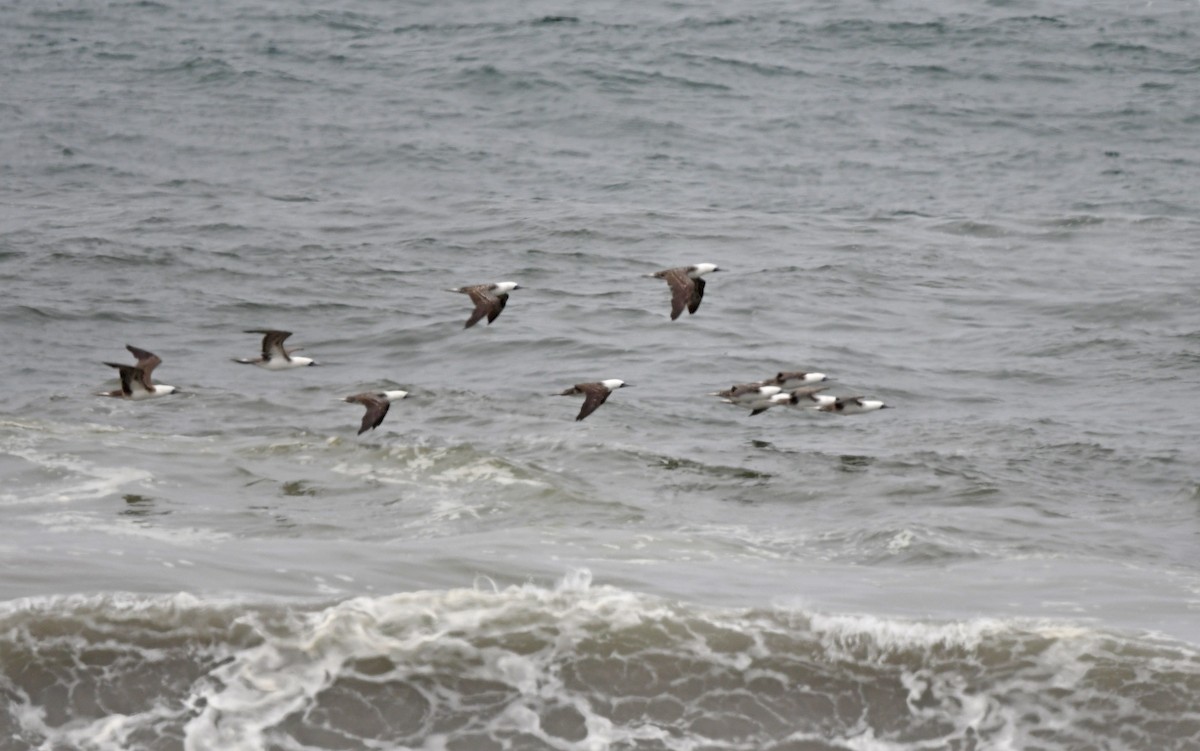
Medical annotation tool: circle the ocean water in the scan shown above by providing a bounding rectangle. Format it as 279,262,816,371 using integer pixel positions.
2,0,1199,749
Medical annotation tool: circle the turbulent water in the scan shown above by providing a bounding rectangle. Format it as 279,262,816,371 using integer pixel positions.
2,1,1200,749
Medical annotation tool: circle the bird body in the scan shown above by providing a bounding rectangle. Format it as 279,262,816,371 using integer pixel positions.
558,379,628,421
765,371,829,389
100,345,176,399
785,386,837,408
649,263,721,319
710,383,781,404
235,330,316,369
817,396,888,414
745,392,793,416
344,390,409,434
451,282,520,328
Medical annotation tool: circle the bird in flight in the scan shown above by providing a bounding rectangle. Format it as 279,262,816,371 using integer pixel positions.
648,263,721,320
557,379,630,421
449,282,521,328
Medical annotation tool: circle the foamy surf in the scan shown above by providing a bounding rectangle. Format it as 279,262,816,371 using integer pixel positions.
0,447,153,506
1,573,1197,751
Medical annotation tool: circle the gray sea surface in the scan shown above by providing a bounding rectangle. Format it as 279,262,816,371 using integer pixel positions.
2,1,1199,749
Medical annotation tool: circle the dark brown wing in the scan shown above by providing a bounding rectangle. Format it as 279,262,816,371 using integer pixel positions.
125,345,161,374
125,346,161,390
461,286,502,329
359,400,390,434
486,293,509,324
656,267,693,320
575,383,611,421
105,363,141,396
464,301,492,329
245,330,293,361
688,276,706,314
730,383,764,398
346,393,390,434
773,371,816,385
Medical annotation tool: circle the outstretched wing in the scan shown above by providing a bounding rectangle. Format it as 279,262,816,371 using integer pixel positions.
105,363,149,397
688,276,706,314
486,293,509,324
461,286,501,329
246,330,293,361
359,399,390,434
125,345,161,374
575,383,611,421
656,267,694,320
125,345,161,390
346,393,391,434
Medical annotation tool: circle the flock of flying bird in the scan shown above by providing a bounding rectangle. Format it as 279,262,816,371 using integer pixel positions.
98,263,888,433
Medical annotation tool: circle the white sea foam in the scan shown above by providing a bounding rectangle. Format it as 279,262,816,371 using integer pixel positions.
886,528,916,553
3,580,1199,751
34,510,230,545
176,575,1172,749
334,445,546,490
0,447,152,506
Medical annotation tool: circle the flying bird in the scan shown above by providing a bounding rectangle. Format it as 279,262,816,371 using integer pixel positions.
712,384,833,415
100,345,177,399
710,383,782,404
234,330,317,369
817,396,889,415
745,392,793,416
783,386,837,409
344,390,409,435
449,282,520,328
764,371,829,388
648,263,721,320
557,379,629,421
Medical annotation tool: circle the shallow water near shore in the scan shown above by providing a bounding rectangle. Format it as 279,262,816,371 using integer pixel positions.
2,0,1199,748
